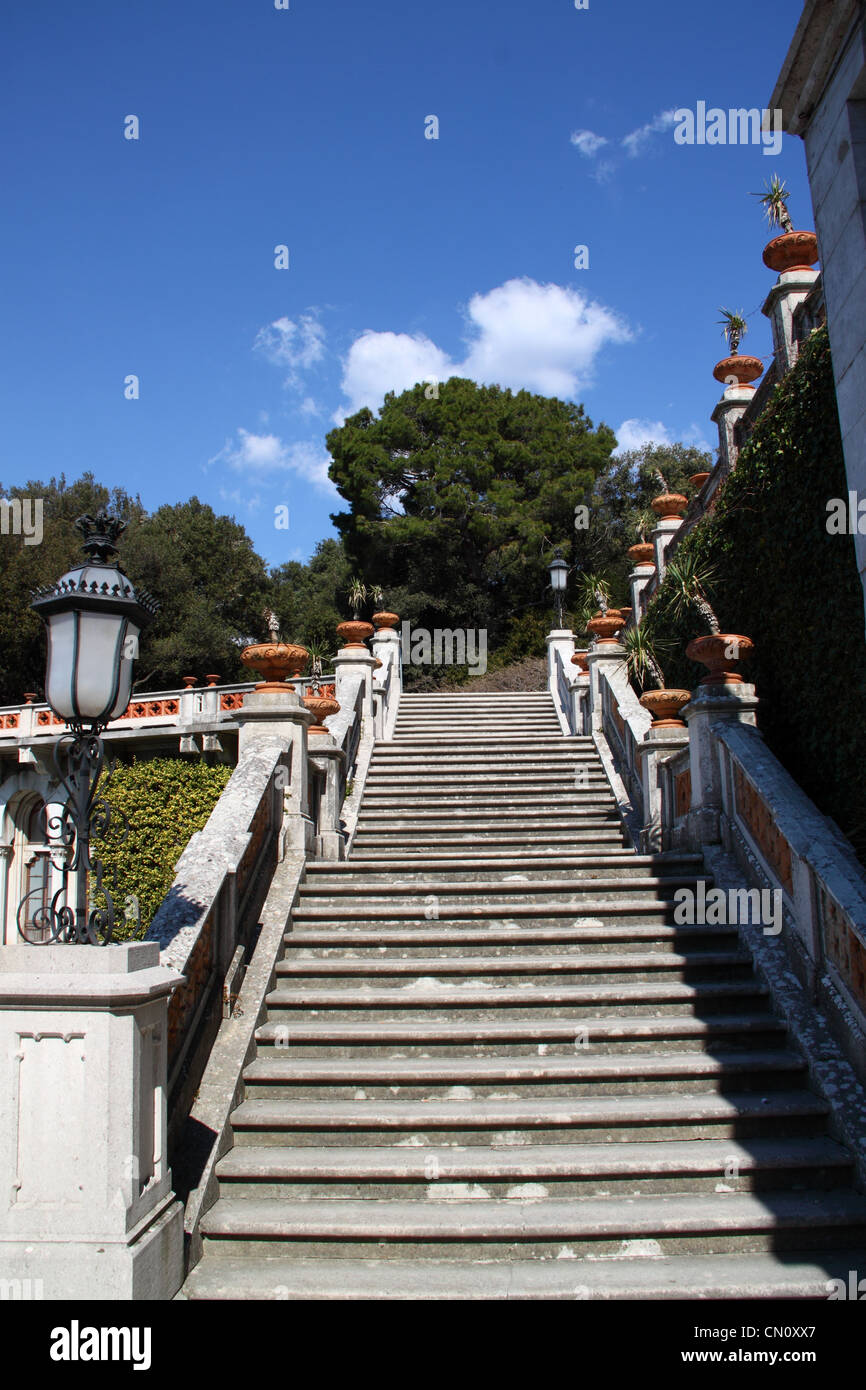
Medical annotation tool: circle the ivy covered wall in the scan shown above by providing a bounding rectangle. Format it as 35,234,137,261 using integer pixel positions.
96,758,232,939
642,327,866,861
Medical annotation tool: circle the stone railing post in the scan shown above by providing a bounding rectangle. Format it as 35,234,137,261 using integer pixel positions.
711,384,754,477
629,560,656,623
235,686,316,854
652,517,682,583
635,725,690,852
682,682,760,846
763,268,819,374
371,621,402,741
585,640,625,735
546,629,575,731
334,645,377,721
572,669,591,736
0,942,184,1300
308,737,347,861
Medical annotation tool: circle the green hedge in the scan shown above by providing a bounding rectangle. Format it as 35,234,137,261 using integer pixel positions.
642,327,866,861
95,758,232,939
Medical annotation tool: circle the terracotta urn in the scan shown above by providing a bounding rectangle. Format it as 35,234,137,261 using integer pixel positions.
205,674,221,687
762,230,819,274
651,493,688,520
336,620,374,649
639,688,692,728
618,606,633,624
371,611,399,631
303,690,340,733
627,542,655,567
240,643,309,689
713,355,763,387
689,472,710,491
586,611,623,645
373,657,383,670
22,692,38,704
182,676,198,688
571,650,590,672
686,633,754,686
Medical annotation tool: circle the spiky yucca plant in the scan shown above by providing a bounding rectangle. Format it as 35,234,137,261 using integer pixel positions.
664,554,722,635
752,173,794,234
718,308,748,356
621,625,671,693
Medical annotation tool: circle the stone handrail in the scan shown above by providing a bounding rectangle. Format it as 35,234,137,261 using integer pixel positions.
145,739,285,1140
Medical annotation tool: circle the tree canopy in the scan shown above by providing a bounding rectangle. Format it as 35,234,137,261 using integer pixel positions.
326,377,617,644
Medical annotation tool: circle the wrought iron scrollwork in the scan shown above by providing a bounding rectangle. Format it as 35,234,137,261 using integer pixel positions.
17,733,129,946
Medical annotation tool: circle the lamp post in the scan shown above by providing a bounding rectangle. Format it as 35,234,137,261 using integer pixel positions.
18,510,158,945
548,549,568,629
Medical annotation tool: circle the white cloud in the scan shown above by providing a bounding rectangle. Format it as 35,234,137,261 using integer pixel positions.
337,278,633,415
614,418,674,454
211,429,337,493
299,396,322,417
613,418,713,455
621,109,678,157
570,129,608,158
254,313,326,388
339,331,452,416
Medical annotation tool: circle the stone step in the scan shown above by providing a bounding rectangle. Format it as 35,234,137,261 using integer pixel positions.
355,813,622,828
198,1190,866,1259
297,875,711,900
244,1045,806,1089
350,829,627,846
215,1137,852,1200
348,839,631,856
182,1248,866,1300
274,950,751,982
306,854,705,881
228,1091,830,1149
254,1011,786,1053
264,978,770,1021
285,924,736,951
289,901,693,924
385,738,592,749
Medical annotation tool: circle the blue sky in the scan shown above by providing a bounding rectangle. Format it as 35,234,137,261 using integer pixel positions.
0,0,808,567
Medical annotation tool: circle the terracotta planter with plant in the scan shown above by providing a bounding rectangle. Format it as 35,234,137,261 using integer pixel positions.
714,309,762,388
372,611,399,631
666,554,754,687
754,174,818,273
689,472,710,491
628,542,655,566
241,643,309,688
649,471,687,521
303,684,341,733
621,626,690,728
628,508,657,566
338,578,375,648
571,650,590,672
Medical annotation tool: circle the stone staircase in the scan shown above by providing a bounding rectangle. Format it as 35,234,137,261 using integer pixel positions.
184,691,866,1299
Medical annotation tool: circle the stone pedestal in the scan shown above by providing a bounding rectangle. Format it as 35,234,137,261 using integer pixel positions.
371,627,401,740
308,738,347,861
585,643,625,735
546,630,576,732
334,648,378,721
711,386,754,476
629,563,656,623
682,683,759,846
635,727,690,853
571,672,591,737
763,268,820,374
0,942,184,1300
651,518,682,581
235,687,315,854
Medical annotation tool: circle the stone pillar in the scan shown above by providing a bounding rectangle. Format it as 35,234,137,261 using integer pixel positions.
585,642,625,735
635,727,690,853
711,386,754,477
371,624,402,741
546,630,576,732
235,686,316,854
651,519,682,582
682,683,759,846
629,563,656,623
0,844,12,946
762,268,820,374
308,739,347,861
0,942,184,1301
572,672,591,736
334,647,377,721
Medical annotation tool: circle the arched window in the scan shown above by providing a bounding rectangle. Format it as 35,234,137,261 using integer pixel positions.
21,799,52,941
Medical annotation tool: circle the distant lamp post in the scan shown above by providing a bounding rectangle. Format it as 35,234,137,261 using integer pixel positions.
548,549,568,629
18,511,158,945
